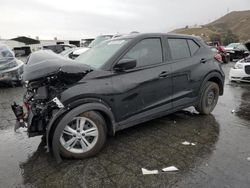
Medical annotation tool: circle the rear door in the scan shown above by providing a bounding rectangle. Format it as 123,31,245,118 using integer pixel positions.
112,37,173,122
166,37,203,107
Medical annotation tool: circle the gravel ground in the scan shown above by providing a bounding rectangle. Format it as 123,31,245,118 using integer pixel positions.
0,62,249,188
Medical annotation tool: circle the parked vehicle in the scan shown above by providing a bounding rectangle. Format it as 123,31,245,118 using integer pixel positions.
88,35,114,48
229,56,250,83
0,44,24,85
216,46,230,64
228,41,250,82
224,43,249,61
60,47,89,59
11,33,225,161
60,34,123,60
13,46,32,57
210,46,227,63
43,44,75,54
88,34,123,48
208,41,230,63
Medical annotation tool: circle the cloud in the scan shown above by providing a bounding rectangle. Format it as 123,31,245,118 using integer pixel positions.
0,0,250,39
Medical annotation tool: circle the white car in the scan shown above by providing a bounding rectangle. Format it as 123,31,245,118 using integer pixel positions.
229,57,250,82
60,47,89,59
0,44,24,85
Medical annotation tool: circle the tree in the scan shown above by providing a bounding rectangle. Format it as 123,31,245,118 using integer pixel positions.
222,30,239,45
209,33,222,44
209,30,239,45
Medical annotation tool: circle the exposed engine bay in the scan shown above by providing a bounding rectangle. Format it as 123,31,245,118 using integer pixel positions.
11,50,91,137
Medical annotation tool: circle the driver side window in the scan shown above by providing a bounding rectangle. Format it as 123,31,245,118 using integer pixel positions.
123,38,163,67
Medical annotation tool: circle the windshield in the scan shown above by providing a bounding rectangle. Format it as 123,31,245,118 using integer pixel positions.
237,44,247,50
60,48,75,56
75,39,130,69
226,43,240,48
88,35,113,48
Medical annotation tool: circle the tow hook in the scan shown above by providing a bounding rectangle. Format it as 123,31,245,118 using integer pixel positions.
11,102,27,131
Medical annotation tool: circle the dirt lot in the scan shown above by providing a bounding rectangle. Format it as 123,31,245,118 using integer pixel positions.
0,62,249,188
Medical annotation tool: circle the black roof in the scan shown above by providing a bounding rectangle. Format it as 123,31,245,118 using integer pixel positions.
116,32,201,40
11,36,40,45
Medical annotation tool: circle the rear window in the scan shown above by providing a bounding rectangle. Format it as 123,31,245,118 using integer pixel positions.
168,38,190,60
188,39,200,55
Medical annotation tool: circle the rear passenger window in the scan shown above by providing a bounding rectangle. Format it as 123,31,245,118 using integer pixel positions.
123,38,163,67
168,38,190,60
188,39,200,55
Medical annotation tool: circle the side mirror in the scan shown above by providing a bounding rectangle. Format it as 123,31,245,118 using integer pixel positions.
114,59,136,72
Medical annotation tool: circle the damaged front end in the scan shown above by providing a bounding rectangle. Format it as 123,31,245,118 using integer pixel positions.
11,50,92,137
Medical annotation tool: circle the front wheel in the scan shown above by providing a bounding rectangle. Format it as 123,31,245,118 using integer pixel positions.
195,81,219,115
59,111,107,159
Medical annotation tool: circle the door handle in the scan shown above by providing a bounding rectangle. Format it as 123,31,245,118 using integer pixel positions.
200,58,207,63
159,71,169,78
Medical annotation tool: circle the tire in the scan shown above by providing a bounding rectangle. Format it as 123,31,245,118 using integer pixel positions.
195,81,219,115
222,55,229,64
229,55,233,62
59,111,107,159
226,56,230,63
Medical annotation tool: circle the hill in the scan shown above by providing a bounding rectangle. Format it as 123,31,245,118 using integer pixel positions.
172,10,250,43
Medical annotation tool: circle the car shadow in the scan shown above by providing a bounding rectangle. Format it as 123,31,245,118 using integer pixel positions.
236,89,250,122
18,110,220,187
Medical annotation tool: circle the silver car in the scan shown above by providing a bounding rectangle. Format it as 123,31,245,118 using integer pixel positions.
0,44,24,85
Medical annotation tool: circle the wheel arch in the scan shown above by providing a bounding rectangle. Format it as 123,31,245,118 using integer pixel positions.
208,76,224,95
200,71,224,96
46,100,116,163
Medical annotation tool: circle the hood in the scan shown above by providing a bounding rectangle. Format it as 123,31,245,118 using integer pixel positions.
0,57,17,71
73,47,89,55
224,47,234,50
23,50,92,82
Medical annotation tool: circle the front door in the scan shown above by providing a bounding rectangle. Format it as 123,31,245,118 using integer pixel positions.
111,37,173,122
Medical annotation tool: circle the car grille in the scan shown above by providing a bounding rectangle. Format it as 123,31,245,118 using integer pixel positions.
242,77,250,81
245,65,250,74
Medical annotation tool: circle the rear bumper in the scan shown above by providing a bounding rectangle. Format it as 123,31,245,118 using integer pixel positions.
229,68,250,82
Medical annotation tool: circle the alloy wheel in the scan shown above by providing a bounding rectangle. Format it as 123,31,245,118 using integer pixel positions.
60,116,99,154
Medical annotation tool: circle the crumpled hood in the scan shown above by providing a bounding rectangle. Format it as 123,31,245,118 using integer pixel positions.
23,50,92,82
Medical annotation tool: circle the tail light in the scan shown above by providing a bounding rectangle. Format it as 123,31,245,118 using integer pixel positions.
220,46,226,53
214,53,222,63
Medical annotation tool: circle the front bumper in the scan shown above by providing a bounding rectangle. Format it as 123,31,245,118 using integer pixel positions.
229,68,250,83
11,103,27,131
0,64,23,82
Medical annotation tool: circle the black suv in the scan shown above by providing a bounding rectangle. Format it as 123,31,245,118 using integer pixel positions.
12,33,224,161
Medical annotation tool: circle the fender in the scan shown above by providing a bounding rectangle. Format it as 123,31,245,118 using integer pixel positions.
46,102,116,163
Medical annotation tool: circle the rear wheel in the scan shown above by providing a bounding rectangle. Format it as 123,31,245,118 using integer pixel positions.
59,111,107,159
195,81,219,115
